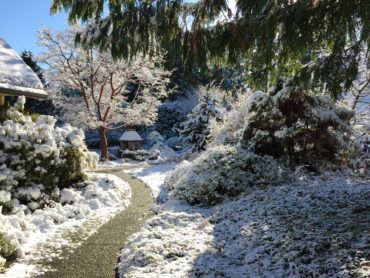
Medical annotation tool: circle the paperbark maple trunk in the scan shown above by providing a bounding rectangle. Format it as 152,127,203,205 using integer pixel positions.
99,125,109,161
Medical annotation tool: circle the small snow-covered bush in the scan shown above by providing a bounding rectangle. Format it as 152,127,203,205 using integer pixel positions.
145,131,165,148
120,149,157,161
0,230,17,261
241,78,354,168
167,145,283,206
0,97,98,211
180,91,223,152
211,93,251,146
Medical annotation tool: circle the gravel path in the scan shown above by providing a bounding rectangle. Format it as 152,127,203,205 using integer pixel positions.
38,170,154,278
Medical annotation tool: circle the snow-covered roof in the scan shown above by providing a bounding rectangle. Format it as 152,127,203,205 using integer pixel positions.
0,37,47,99
119,130,143,141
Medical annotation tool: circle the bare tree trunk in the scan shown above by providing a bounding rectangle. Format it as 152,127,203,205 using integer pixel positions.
98,126,109,161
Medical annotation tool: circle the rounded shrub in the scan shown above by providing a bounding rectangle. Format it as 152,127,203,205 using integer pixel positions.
166,145,283,206
0,97,98,211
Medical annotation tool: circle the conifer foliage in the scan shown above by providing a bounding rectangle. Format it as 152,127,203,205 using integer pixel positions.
180,89,222,152
240,78,354,168
50,0,370,97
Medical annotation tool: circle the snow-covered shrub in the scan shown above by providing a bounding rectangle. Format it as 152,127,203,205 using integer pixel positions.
164,136,183,149
167,145,283,206
180,90,223,152
149,142,177,162
120,149,154,161
0,97,98,211
145,131,165,148
211,93,251,146
0,230,17,261
0,211,21,271
347,112,370,177
240,78,354,168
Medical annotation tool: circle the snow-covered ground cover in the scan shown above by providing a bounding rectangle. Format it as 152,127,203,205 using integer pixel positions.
117,162,215,278
117,163,370,277
0,172,131,277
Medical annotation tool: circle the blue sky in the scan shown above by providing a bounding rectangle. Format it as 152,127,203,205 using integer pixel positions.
0,0,68,55
0,0,235,56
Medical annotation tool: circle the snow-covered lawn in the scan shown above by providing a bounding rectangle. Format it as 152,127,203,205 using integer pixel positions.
1,173,131,278
117,164,370,277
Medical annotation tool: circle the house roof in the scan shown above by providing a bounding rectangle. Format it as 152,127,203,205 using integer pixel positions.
0,37,47,99
119,130,143,141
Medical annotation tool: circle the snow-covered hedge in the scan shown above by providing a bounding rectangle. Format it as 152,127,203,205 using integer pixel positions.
0,97,98,213
166,145,283,206
240,78,354,168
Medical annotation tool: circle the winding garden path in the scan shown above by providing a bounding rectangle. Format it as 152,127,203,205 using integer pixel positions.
38,169,154,278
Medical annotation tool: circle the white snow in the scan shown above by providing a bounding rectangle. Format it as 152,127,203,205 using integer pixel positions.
0,37,46,98
1,173,131,278
117,163,370,277
148,142,178,163
0,191,11,203
97,159,147,170
119,130,143,141
123,163,176,200
117,162,214,278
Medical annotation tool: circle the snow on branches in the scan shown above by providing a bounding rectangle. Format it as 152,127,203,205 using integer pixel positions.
38,26,172,159
179,87,223,152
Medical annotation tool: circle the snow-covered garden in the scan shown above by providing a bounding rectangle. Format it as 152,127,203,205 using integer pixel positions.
113,84,369,277
0,98,131,277
1,0,370,277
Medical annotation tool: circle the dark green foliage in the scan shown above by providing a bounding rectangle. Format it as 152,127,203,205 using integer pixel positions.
52,147,88,189
20,51,45,84
154,102,188,138
120,149,158,161
19,51,54,115
0,105,7,122
51,0,370,98
240,78,354,169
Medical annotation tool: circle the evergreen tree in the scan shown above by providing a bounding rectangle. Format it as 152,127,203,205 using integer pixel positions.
50,0,370,97
19,51,53,115
180,90,222,152
21,51,45,84
240,78,354,169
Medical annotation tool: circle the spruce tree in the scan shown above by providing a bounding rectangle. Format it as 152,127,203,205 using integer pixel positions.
180,92,221,152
